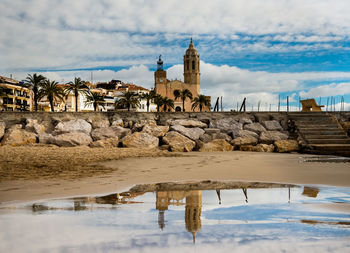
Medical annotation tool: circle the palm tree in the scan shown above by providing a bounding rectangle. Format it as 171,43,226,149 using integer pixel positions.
153,94,164,112
64,77,88,112
85,92,105,111
39,79,65,112
192,95,210,112
140,90,155,112
23,73,46,111
115,91,140,111
173,89,193,112
162,97,174,112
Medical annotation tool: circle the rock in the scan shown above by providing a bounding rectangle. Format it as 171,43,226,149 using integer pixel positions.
111,118,123,127
204,128,220,135
170,125,205,140
231,129,259,139
112,126,131,139
51,132,93,147
25,119,46,135
263,120,283,131
38,133,54,144
209,118,242,133
212,132,232,142
240,145,254,151
199,133,212,143
275,140,299,153
1,129,37,146
89,137,119,148
170,119,207,128
252,144,275,152
199,139,233,152
163,131,196,152
133,120,157,132
244,123,266,135
260,131,288,144
159,145,170,151
0,122,5,139
239,118,253,125
122,132,159,149
55,119,92,134
9,124,23,131
231,136,258,146
91,119,110,129
91,126,131,141
142,124,169,137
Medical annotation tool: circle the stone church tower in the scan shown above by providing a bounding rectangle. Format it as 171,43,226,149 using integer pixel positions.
183,38,200,95
154,39,209,112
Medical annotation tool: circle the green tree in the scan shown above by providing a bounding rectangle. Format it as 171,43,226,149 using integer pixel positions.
64,77,88,112
153,94,164,112
162,97,174,112
23,73,46,111
140,90,156,112
173,89,193,112
85,91,105,111
115,91,140,111
192,95,210,112
39,79,65,112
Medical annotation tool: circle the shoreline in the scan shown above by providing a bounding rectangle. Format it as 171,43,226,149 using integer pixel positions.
1,149,350,204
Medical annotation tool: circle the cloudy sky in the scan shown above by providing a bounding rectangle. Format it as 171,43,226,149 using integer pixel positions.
1,0,350,110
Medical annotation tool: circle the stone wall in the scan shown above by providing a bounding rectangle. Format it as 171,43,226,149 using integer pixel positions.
0,111,349,153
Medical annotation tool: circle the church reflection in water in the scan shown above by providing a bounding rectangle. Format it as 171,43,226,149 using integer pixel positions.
156,190,202,243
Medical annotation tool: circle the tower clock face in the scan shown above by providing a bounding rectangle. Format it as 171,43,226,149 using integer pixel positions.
159,78,163,82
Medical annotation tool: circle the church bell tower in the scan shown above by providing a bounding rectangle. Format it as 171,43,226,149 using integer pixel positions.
154,55,167,95
183,38,200,95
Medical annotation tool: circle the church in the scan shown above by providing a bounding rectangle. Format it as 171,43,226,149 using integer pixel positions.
154,39,210,112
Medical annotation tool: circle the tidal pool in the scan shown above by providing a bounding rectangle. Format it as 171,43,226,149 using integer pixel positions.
0,182,350,253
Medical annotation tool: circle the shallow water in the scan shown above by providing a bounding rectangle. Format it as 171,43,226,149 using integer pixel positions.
1,183,350,253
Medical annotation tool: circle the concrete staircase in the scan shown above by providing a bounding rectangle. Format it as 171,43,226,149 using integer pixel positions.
288,112,350,157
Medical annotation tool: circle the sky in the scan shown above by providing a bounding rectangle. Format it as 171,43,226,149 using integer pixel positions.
0,0,350,110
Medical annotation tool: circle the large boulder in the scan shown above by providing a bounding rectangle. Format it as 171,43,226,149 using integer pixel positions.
90,118,110,129
89,137,119,148
111,118,123,127
275,140,299,153
170,119,207,128
260,131,288,144
25,119,46,135
231,129,258,139
209,118,242,134
244,123,266,135
163,131,196,152
252,144,275,152
38,133,55,144
0,121,5,140
199,139,233,152
122,132,159,149
142,124,169,137
263,120,283,131
239,118,253,125
91,126,131,141
199,133,212,143
1,128,37,146
133,120,157,132
170,125,205,141
231,136,258,146
204,128,220,135
212,132,232,142
51,132,93,147
55,119,92,134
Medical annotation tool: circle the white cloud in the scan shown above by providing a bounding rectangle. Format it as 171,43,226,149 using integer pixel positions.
299,82,350,98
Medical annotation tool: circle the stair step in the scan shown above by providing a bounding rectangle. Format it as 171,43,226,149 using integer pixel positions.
304,150,350,157
298,126,339,130
307,139,350,144
304,135,348,139
309,144,350,151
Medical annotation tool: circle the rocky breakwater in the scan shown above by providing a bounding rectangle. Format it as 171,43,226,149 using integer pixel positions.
0,114,299,153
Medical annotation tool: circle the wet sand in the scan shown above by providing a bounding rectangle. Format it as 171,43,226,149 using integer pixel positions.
1,147,350,203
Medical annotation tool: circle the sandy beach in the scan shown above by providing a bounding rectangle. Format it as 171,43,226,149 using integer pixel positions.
1,146,350,203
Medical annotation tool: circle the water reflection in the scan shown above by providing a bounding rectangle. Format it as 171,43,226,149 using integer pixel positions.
2,182,350,252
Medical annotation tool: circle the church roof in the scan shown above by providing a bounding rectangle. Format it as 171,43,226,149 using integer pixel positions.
185,38,198,55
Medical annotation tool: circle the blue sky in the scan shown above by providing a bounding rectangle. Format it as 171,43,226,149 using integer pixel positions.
1,0,350,110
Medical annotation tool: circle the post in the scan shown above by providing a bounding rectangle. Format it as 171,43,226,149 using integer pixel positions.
298,96,301,111
257,101,260,112
278,95,280,112
326,97,329,111
287,96,289,112
220,96,223,112
239,98,246,112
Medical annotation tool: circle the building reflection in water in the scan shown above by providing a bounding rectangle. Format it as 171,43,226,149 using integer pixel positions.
156,190,202,243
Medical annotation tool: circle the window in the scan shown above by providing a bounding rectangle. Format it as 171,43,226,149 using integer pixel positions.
186,60,189,70
192,61,195,70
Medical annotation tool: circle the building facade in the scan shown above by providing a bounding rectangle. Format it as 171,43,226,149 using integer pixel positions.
154,39,210,112
0,76,31,111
